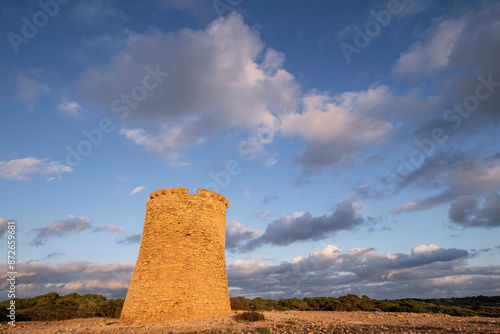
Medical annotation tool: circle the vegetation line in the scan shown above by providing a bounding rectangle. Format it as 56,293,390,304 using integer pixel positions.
1,293,499,322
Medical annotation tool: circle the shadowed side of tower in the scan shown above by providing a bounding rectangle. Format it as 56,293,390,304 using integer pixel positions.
120,187,231,323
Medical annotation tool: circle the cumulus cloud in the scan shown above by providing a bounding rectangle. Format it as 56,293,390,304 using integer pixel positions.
0,244,487,300
116,234,141,245
233,199,376,252
120,128,191,166
281,89,394,174
391,151,500,216
30,216,92,246
225,220,262,250
79,13,300,164
77,12,448,173
227,244,488,299
93,224,127,234
448,193,500,228
57,95,86,118
0,261,133,299
129,186,145,196
0,157,73,181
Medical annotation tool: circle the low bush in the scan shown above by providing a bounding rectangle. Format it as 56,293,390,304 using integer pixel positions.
0,292,124,322
235,311,265,322
2,293,498,323
229,295,500,317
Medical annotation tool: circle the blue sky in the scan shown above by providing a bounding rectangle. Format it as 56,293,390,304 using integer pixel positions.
1,0,499,300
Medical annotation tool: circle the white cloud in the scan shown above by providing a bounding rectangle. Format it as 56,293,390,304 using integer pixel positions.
57,95,86,118
228,259,271,280
0,261,133,299
281,88,394,173
233,198,377,252
79,13,301,164
0,157,73,181
393,9,480,78
129,186,145,196
0,244,490,300
291,245,344,271
93,224,127,234
412,244,440,255
392,17,465,78
285,91,393,144
226,220,262,250
120,128,192,166
77,12,448,174
227,243,483,299
391,201,420,213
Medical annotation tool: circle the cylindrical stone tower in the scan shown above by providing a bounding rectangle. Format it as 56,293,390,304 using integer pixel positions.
120,187,231,323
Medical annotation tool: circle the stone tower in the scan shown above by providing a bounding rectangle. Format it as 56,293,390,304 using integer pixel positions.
120,187,231,323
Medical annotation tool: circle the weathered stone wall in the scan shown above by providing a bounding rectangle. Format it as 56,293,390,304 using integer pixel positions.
120,187,231,323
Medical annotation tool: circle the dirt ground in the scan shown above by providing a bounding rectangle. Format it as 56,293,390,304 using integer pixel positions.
1,311,499,333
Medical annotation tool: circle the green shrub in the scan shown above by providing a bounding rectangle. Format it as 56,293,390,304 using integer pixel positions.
278,298,310,310
230,296,252,310
235,311,265,322
0,292,124,322
3,293,499,322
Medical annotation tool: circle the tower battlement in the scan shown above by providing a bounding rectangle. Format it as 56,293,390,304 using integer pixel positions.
120,187,231,323
146,187,230,208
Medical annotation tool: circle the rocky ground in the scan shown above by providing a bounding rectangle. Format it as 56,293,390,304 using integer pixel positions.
1,311,499,333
